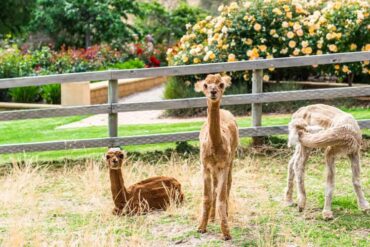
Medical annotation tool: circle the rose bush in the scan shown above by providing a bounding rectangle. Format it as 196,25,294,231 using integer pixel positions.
167,0,369,85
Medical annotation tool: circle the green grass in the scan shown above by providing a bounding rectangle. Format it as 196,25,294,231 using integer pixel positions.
0,152,368,246
0,106,369,163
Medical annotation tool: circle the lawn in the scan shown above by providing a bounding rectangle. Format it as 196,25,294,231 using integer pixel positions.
0,148,369,246
1,106,370,164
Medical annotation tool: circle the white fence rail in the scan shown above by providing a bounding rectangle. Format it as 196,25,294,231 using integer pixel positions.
0,52,369,154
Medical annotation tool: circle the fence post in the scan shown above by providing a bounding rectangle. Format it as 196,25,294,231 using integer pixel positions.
251,69,264,146
108,79,118,142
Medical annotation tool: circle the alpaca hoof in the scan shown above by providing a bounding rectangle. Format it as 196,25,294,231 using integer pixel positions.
197,228,207,234
223,234,232,241
322,210,334,220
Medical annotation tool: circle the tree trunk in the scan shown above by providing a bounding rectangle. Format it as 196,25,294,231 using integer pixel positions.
85,26,91,48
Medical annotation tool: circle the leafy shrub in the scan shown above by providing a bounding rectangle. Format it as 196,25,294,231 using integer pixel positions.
41,84,61,104
165,0,370,116
167,0,369,82
135,1,208,46
8,86,41,103
109,59,145,70
0,43,153,103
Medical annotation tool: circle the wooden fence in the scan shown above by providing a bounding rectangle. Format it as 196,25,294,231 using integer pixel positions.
0,51,369,154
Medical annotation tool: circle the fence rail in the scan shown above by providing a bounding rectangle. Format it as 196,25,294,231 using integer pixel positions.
0,51,368,89
1,85,370,122
0,52,369,154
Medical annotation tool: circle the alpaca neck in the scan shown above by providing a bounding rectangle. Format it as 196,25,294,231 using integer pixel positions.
109,168,129,207
207,100,222,146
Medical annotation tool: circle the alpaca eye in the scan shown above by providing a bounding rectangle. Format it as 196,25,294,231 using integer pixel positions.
105,155,111,160
118,154,124,159
219,83,224,89
203,84,208,89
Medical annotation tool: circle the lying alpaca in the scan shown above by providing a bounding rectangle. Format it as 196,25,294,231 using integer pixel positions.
195,74,239,240
105,148,184,215
286,104,369,220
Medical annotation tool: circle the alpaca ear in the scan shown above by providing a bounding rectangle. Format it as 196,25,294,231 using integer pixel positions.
194,80,205,92
221,75,232,88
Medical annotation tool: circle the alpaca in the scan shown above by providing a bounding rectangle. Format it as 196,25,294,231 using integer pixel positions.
194,74,239,240
105,148,184,215
286,104,369,220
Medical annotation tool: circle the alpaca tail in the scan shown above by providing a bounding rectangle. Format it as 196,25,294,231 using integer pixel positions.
298,126,359,148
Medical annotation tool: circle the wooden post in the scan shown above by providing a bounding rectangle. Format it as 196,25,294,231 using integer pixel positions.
108,79,118,139
252,69,264,146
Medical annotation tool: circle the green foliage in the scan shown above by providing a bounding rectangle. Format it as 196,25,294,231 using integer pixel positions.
199,0,231,14
30,0,141,48
135,1,208,46
41,84,61,104
8,86,41,103
108,59,145,70
0,44,147,103
0,0,36,35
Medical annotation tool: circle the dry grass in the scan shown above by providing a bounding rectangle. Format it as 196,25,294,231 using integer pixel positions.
0,149,369,247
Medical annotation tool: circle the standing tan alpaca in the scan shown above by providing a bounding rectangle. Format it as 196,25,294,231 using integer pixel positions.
286,104,369,220
105,148,184,215
195,74,239,240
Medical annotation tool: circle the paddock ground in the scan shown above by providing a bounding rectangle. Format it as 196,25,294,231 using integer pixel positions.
0,146,369,247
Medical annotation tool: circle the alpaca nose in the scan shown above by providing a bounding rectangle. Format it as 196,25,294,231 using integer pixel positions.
211,90,217,96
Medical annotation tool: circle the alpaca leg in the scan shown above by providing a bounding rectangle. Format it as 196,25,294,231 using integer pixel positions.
226,163,232,217
322,148,336,220
348,152,370,212
285,146,299,206
216,168,231,240
209,175,218,222
294,145,310,212
198,169,212,233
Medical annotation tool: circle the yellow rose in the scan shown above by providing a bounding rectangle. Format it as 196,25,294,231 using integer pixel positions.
317,43,323,49
289,40,296,48
293,22,301,31
286,12,292,19
222,44,229,50
270,29,276,35
363,60,369,65
228,54,236,62
283,5,290,12
287,31,295,39
209,52,216,60
245,38,253,45
334,64,340,70
302,47,312,55
296,29,304,36
350,43,357,51
273,8,282,15
365,44,370,51
182,55,189,63
301,41,309,48
293,48,300,56
254,23,262,31
263,75,270,81
326,33,333,40
342,65,350,73
193,58,201,64
328,44,338,52
247,48,260,59
317,50,323,55
259,45,267,52
282,21,289,28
